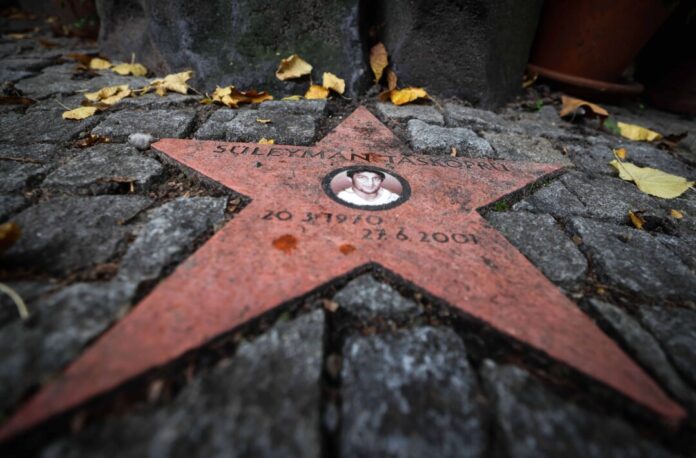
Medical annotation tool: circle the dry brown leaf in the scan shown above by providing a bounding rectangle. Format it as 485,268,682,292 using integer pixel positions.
628,211,645,230
0,96,34,106
322,72,345,95
112,62,148,77
211,85,273,108
0,222,20,254
670,209,684,219
74,134,110,148
370,43,388,83
613,148,627,160
559,95,609,119
305,84,329,100
386,68,398,91
522,71,538,89
89,57,112,70
275,54,312,81
84,84,131,105
62,106,98,120
149,71,192,96
64,52,95,66
258,138,275,144
450,147,458,157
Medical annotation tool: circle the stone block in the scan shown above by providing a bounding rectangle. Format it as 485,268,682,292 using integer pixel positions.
375,102,444,125
222,110,318,145
332,274,420,320
407,119,493,156
481,131,572,165
96,0,367,96
91,109,196,142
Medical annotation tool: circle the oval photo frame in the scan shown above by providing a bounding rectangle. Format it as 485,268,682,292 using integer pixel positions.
322,165,411,211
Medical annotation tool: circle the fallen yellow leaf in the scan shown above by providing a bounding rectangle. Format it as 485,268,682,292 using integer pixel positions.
386,68,398,91
370,43,388,83
62,106,99,120
613,148,628,160
305,84,329,100
211,86,273,107
0,222,20,254
322,72,345,95
89,57,112,70
670,209,684,219
385,87,429,106
112,62,148,77
559,95,609,119
282,95,303,101
259,138,275,144
617,122,662,142
628,211,645,230
150,71,192,96
256,118,272,124
610,159,695,199
84,85,131,105
275,54,312,80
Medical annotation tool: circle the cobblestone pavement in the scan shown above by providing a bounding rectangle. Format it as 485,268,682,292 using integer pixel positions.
2,13,696,458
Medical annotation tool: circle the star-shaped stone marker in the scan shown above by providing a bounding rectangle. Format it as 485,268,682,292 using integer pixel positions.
0,107,684,441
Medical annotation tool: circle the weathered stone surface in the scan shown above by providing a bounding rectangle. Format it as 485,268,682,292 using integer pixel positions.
0,108,100,145
2,195,152,275
376,102,444,126
0,143,62,164
568,217,696,303
517,172,664,224
1,57,57,73
585,299,696,412
481,360,674,458
40,310,325,458
654,233,696,272
485,211,587,290
0,195,27,222
0,160,52,193
341,327,485,458
0,281,136,416
481,131,572,164
258,100,327,116
117,197,227,286
444,103,506,130
332,274,420,320
194,109,237,140
379,0,543,107
407,119,494,156
117,93,200,109
222,110,318,145
96,0,367,96
91,109,196,142
15,70,148,99
637,306,696,389
42,144,164,194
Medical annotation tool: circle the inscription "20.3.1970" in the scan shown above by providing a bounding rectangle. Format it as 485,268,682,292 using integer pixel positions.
261,209,479,245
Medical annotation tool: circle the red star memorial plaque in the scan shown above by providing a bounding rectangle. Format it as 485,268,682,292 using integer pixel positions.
0,107,685,440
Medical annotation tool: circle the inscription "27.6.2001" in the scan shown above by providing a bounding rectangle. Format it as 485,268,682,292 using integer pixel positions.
261,209,479,245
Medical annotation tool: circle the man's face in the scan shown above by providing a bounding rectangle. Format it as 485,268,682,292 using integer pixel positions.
352,171,383,194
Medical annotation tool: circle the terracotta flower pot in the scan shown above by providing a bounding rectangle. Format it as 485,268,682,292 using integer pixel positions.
528,0,674,96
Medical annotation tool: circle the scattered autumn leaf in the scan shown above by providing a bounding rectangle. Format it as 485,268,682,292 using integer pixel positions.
112,62,148,77
322,72,345,95
275,54,312,80
0,96,34,106
370,43,388,83
613,148,627,160
628,211,645,230
617,122,661,142
450,147,458,157
62,106,98,120
660,132,688,150
522,71,538,89
381,87,429,106
210,85,273,108
559,95,609,119
148,71,192,96
610,159,695,199
670,209,684,219
305,84,329,100
0,222,20,253
74,134,110,148
386,68,398,91
89,57,112,70
7,32,32,40
84,84,131,105
258,138,275,144
282,95,303,101
256,118,272,124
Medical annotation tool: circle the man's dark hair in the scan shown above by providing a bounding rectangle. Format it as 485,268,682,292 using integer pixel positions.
346,168,385,180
